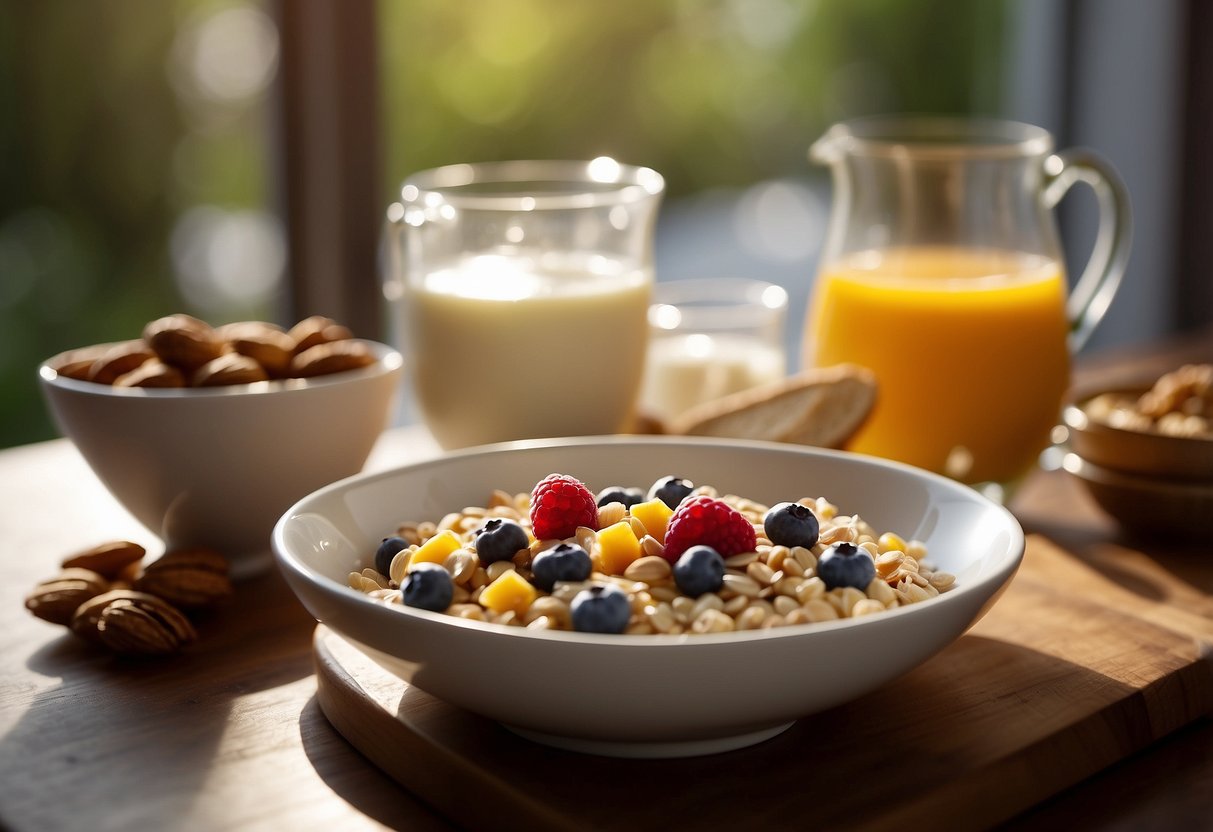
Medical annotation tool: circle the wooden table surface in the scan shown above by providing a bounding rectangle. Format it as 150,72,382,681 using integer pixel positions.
1,330,1211,832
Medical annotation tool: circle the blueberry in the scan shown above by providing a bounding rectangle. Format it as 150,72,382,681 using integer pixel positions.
531,543,592,591
570,584,632,634
817,542,876,590
763,502,820,549
672,545,725,597
473,518,529,564
399,563,454,612
647,476,694,509
374,536,409,576
596,485,646,509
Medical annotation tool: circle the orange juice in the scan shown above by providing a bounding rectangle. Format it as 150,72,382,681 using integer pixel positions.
805,246,1070,484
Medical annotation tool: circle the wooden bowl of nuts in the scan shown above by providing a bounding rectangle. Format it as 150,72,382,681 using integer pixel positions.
1063,364,1213,481
1062,364,1212,539
39,314,403,579
273,436,1024,757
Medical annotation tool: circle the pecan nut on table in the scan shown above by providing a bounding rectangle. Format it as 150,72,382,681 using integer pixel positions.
23,541,233,657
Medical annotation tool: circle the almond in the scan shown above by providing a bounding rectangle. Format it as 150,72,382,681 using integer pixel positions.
60,540,146,579
55,359,99,381
287,315,353,355
113,360,186,388
143,314,224,371
51,345,109,381
213,320,287,342
289,340,375,378
191,352,269,387
87,341,156,385
97,596,197,656
69,589,160,644
25,568,110,625
135,547,233,609
227,329,295,378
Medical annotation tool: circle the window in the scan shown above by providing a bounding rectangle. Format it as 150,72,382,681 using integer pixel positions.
1,1,282,447
2,0,1204,449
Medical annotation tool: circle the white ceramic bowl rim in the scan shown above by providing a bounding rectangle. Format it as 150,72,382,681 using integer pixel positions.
39,340,403,399
273,436,1025,649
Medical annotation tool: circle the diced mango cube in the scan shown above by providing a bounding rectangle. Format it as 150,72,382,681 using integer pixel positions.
597,521,641,575
409,530,462,567
479,569,538,616
630,499,674,544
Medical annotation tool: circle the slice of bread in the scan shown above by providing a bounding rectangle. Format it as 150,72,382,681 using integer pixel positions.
666,364,878,449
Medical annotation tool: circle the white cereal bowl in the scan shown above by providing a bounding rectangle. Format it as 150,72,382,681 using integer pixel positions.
40,340,403,579
273,436,1024,757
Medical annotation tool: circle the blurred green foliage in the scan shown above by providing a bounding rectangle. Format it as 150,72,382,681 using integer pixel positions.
378,0,1008,196
0,0,270,448
0,0,1007,449
1,3,177,446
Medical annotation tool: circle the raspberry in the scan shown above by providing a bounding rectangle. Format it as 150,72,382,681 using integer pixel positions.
662,496,756,562
530,473,599,541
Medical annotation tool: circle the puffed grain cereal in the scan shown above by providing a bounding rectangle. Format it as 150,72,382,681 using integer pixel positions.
354,481,956,636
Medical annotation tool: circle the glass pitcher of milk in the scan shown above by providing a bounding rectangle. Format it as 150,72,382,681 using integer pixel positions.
386,158,665,449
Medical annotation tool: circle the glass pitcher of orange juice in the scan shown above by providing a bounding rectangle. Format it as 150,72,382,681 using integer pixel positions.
804,117,1131,491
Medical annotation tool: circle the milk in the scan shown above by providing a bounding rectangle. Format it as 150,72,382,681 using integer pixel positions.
401,251,652,448
639,333,786,422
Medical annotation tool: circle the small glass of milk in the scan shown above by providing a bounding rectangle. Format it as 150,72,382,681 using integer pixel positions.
638,278,788,423
385,158,665,449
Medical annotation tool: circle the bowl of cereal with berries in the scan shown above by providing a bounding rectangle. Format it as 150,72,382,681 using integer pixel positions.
273,436,1023,757
40,313,403,579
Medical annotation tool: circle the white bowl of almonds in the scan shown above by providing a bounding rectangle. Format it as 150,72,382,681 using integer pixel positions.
273,436,1023,757
40,314,403,579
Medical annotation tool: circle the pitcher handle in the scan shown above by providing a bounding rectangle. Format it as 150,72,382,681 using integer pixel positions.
1042,149,1133,352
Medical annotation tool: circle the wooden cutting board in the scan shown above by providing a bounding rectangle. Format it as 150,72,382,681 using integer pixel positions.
313,535,1213,832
